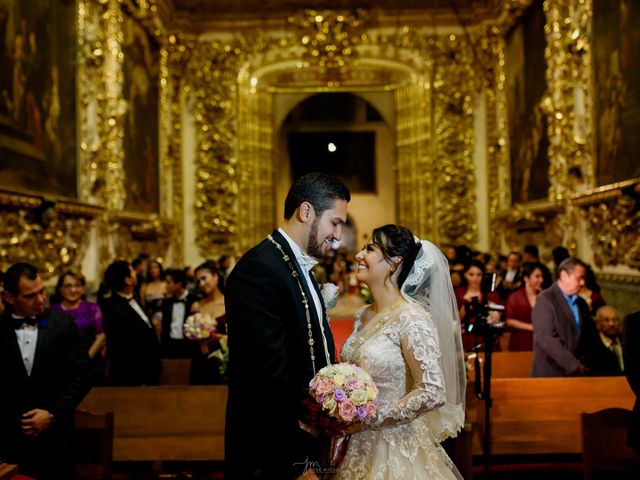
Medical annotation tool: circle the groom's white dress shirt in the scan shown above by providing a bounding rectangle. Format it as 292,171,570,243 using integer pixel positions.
278,227,331,364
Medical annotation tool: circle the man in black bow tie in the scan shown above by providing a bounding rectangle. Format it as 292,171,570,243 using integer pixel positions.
158,268,197,359
0,262,92,479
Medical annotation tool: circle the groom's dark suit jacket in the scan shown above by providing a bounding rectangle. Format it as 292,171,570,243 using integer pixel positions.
0,309,92,479
225,229,335,479
623,311,640,449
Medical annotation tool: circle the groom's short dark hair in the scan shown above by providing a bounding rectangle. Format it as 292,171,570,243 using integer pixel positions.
283,172,350,220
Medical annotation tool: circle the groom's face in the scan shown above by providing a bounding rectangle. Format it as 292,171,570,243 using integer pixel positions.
306,199,348,258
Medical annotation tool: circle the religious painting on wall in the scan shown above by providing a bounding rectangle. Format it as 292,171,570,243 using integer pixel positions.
504,1,550,205
121,11,159,213
593,0,640,186
0,0,77,198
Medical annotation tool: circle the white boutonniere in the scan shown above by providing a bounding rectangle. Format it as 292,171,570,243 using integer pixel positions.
320,282,339,309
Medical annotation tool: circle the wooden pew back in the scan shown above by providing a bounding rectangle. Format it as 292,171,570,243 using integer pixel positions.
79,386,227,462
466,377,635,455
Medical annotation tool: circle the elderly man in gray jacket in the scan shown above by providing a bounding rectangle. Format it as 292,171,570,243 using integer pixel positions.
531,257,597,377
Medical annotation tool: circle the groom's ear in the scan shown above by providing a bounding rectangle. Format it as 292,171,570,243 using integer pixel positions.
297,201,314,224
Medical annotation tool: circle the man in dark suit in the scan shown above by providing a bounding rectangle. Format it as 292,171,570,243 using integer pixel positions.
583,305,624,376
100,260,162,386
0,263,92,479
531,257,596,377
159,268,197,359
225,173,350,480
623,310,640,449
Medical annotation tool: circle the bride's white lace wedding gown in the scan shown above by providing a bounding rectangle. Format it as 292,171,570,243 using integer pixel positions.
332,303,464,480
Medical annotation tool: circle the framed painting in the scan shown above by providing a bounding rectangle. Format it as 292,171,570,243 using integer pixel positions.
121,10,159,213
593,0,640,186
504,0,550,205
0,0,77,198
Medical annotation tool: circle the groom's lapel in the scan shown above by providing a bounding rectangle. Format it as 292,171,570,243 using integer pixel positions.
270,230,333,361
309,273,336,363
270,230,318,317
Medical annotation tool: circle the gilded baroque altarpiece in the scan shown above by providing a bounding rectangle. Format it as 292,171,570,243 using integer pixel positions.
1,0,638,282
0,0,178,278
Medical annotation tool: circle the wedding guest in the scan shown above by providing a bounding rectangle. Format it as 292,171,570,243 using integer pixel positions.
455,260,502,351
159,268,197,359
100,260,162,386
183,265,196,294
141,259,166,318
582,305,624,376
523,244,553,289
0,263,92,479
190,260,226,384
505,262,545,351
531,257,597,377
497,251,523,299
218,255,232,287
623,310,640,449
579,269,606,318
131,255,148,300
50,270,106,384
552,246,570,272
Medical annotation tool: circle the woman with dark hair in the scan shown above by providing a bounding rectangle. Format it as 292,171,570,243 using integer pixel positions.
455,260,503,351
50,270,106,384
505,262,545,351
334,225,465,479
140,259,166,317
190,260,226,384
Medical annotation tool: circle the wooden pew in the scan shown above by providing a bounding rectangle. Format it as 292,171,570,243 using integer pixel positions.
473,351,533,378
79,386,227,462
466,376,635,456
79,376,634,463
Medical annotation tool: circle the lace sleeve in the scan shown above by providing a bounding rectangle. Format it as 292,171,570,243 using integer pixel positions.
367,308,446,428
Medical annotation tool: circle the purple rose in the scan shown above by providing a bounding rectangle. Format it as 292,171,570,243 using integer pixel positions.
356,406,367,420
334,390,346,401
316,395,324,403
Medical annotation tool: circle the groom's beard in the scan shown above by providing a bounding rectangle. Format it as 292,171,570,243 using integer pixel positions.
307,217,324,258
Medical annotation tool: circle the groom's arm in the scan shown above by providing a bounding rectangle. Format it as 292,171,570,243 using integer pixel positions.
226,255,313,479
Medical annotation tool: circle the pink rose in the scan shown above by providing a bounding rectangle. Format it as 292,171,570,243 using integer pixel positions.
338,399,357,422
315,378,335,396
344,377,364,391
309,376,320,390
365,401,377,417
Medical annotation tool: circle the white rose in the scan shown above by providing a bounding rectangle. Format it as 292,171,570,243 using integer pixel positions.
321,283,339,309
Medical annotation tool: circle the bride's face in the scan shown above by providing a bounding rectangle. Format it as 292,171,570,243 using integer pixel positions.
355,243,393,285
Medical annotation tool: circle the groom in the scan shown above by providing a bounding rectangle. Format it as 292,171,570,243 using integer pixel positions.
225,172,350,479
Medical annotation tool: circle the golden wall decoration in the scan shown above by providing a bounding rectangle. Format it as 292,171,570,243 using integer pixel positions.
0,192,100,279
543,0,594,203
182,40,247,254
573,179,640,269
432,35,479,245
178,18,489,252
96,212,176,276
75,0,179,270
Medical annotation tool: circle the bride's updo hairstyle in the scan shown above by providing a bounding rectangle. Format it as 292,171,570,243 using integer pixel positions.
372,224,422,288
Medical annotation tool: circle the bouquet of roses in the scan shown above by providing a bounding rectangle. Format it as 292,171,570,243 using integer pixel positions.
183,312,218,341
303,363,378,469
305,363,378,436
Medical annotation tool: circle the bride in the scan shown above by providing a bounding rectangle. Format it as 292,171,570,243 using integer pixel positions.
332,224,465,480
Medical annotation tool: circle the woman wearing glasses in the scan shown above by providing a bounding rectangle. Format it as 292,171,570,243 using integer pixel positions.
50,270,106,384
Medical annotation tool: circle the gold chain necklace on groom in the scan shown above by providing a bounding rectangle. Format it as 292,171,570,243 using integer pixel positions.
267,234,330,375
